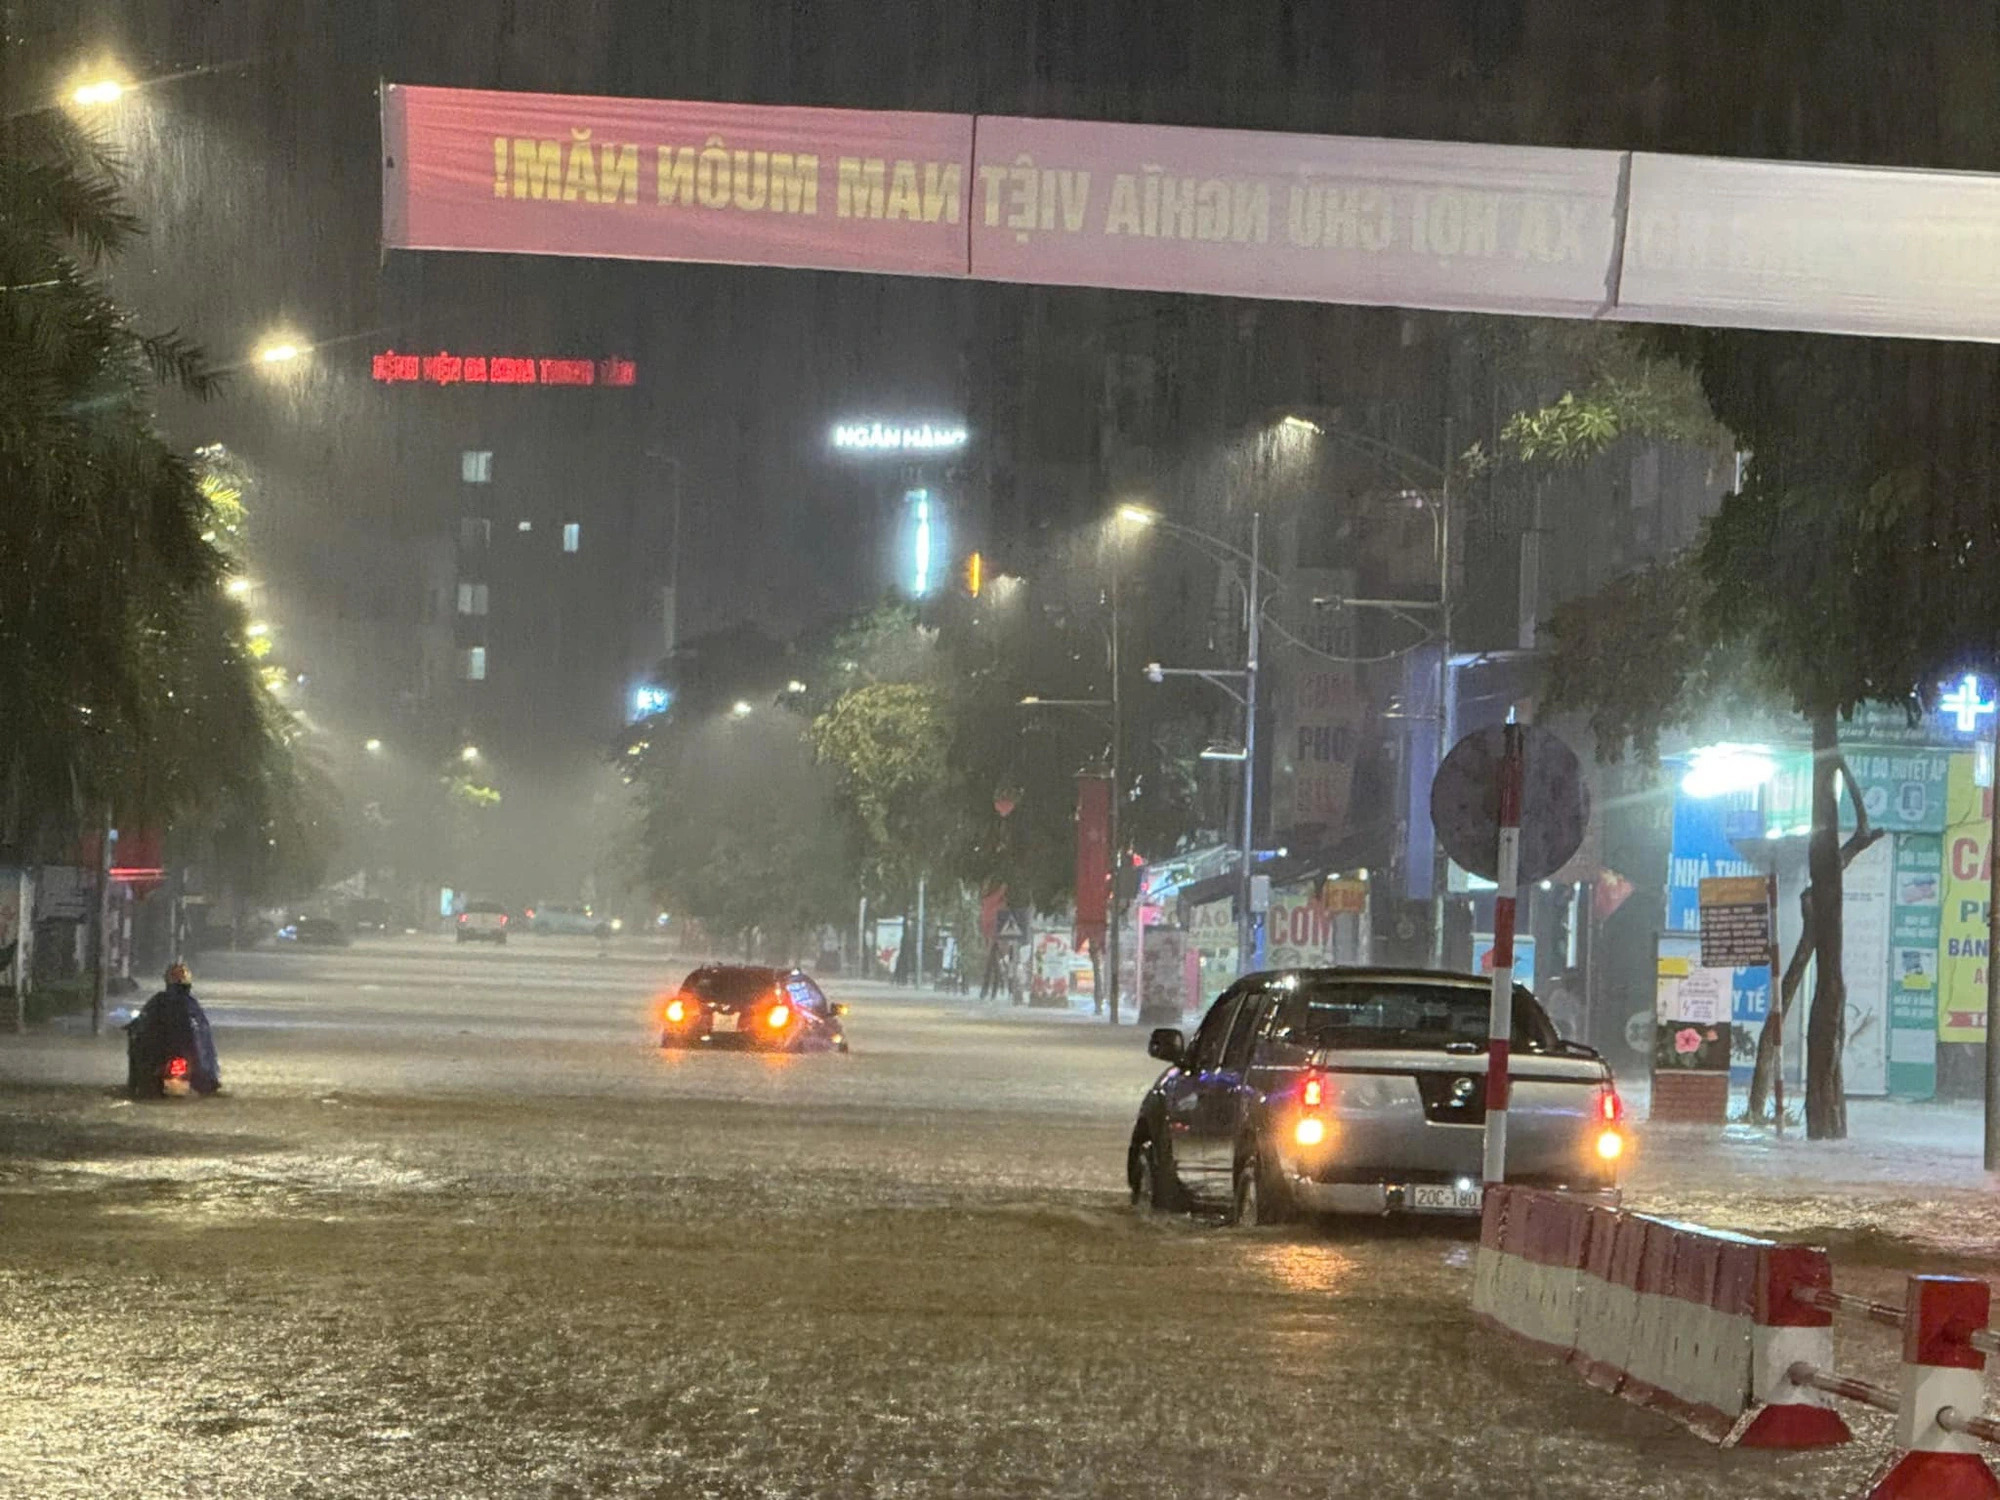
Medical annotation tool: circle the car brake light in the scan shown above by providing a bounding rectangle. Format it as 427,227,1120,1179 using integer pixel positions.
166,1057,189,1080
665,998,687,1024
766,1004,790,1030
498,914,508,925
1598,1085,1625,1123
525,908,535,920
457,913,468,924
1301,1071,1326,1109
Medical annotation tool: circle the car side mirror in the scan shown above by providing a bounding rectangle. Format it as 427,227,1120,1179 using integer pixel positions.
1147,1028,1186,1067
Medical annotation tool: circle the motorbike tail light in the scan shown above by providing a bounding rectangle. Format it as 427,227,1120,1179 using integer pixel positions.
766,1004,791,1030
1301,1071,1326,1109
166,1057,189,1080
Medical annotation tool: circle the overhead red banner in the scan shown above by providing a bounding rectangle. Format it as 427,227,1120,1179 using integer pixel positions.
384,85,2000,343
382,85,972,276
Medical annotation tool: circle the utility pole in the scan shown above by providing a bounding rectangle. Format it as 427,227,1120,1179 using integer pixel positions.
1106,542,1124,1024
1984,699,2000,1171
1238,512,1263,974
1432,419,1454,967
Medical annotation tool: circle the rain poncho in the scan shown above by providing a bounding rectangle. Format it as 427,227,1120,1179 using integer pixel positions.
126,984,221,1096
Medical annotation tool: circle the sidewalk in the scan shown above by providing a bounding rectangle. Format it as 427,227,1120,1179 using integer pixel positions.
1620,1091,2000,1264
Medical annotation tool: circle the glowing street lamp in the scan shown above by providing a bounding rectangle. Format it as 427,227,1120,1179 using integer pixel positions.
253,334,308,369
1116,503,1158,527
364,738,383,754
460,744,480,763
71,76,126,108
730,701,753,719
225,577,255,597
244,621,271,638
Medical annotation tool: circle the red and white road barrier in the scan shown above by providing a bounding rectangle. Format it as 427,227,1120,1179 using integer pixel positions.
1789,1275,2000,1500
1475,1186,1848,1448
1478,1187,2000,1494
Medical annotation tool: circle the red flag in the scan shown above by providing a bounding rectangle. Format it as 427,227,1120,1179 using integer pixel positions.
1074,773,1112,949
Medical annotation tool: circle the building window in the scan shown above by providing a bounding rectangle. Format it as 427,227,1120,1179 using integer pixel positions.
461,646,487,681
459,517,490,549
456,582,489,617
562,522,581,553
461,450,493,484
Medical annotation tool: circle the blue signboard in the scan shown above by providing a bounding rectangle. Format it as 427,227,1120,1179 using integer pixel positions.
1666,776,1772,1085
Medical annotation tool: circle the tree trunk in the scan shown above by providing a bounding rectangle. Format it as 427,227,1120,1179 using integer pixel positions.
1747,886,1815,1121
1805,708,1847,1140
1746,749,1885,1124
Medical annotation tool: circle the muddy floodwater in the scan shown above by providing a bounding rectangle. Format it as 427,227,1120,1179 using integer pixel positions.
0,942,1963,1497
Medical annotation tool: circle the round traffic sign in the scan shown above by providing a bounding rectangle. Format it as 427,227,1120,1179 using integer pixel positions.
1430,724,1590,885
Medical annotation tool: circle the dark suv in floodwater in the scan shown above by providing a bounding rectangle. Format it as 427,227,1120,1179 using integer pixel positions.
1128,968,1627,1225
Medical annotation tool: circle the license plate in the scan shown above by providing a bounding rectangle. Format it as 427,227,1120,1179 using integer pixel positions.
1409,1184,1483,1214
710,1012,737,1033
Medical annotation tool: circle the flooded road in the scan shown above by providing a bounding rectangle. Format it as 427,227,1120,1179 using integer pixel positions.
0,942,1921,1496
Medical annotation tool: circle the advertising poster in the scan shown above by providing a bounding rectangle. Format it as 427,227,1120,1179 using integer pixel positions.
1941,752,1989,1042
1667,783,1771,1079
1889,832,1941,1097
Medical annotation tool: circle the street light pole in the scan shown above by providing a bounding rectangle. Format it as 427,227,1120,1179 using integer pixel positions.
1433,419,1454,965
1239,512,1262,974
1107,540,1124,1024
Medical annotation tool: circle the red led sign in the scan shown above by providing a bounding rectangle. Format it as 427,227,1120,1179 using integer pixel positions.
371,350,638,388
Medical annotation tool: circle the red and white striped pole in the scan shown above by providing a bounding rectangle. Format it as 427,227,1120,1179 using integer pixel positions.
1483,720,1526,1188
1868,1275,2000,1500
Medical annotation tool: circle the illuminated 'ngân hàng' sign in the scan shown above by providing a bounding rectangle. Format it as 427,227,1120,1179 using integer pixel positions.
830,420,968,453
372,350,637,387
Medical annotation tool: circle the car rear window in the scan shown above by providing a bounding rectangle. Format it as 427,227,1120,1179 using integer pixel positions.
1267,980,1557,1053
682,968,780,1005
465,901,508,915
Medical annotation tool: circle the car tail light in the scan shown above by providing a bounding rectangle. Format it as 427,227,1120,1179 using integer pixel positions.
525,908,536,920
1301,1071,1326,1109
1597,1085,1625,1124
766,1004,791,1030
166,1057,189,1080
498,914,509,925
457,913,468,924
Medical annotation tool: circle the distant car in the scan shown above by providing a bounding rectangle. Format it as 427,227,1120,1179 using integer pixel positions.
659,965,848,1052
346,898,396,936
526,903,616,938
455,901,510,945
275,916,350,947
1128,968,1626,1226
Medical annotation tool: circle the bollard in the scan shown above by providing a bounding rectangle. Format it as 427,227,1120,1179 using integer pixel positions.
1867,1276,2000,1500
1735,1244,1852,1448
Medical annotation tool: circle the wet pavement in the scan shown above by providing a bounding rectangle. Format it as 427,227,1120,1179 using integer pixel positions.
0,939,1977,1496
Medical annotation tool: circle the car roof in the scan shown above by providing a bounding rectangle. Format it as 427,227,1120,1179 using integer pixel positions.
1241,966,1506,991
